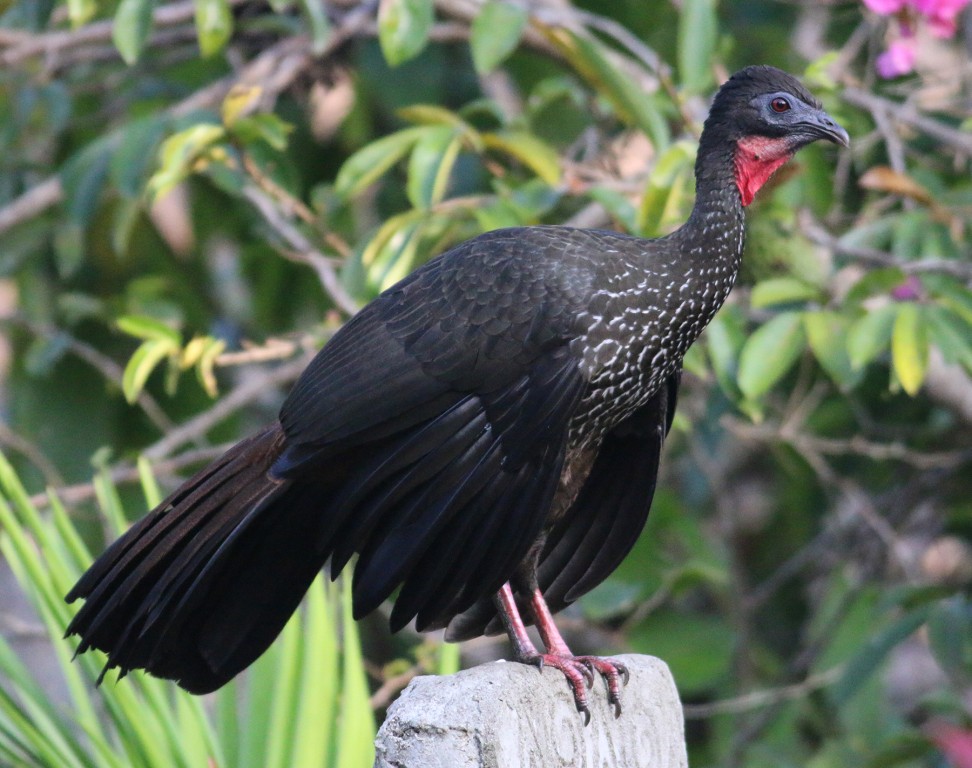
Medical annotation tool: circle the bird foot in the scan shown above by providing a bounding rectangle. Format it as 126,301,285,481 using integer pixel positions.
523,654,629,722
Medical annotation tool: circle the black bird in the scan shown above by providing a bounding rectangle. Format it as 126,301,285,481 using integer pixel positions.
66,66,848,720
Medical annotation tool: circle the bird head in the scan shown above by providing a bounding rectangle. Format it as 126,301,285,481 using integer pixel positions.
700,65,849,206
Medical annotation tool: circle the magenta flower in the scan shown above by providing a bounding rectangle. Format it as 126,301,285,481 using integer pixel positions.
926,722,972,768
876,37,918,77
864,0,908,12
890,275,923,301
864,0,971,77
913,0,972,36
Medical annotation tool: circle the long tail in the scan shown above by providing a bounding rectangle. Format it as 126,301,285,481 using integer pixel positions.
65,422,330,694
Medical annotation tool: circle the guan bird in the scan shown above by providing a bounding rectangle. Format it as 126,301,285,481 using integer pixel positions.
66,66,848,720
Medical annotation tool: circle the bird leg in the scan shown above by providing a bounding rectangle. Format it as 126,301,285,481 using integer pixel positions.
494,583,629,722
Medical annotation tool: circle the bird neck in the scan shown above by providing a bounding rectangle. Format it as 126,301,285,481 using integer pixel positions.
671,140,746,265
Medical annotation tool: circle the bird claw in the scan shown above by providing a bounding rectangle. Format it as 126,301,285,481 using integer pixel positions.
579,659,596,688
520,653,629,721
573,656,629,716
610,695,622,719
579,702,591,726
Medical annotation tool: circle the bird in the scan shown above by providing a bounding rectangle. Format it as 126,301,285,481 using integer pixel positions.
65,65,848,721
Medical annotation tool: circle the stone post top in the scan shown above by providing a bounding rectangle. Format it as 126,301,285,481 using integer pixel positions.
374,654,688,768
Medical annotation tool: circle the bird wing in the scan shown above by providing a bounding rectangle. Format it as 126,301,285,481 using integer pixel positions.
271,228,596,630
536,369,681,612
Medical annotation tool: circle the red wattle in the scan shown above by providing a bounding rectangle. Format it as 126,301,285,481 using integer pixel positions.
734,136,794,206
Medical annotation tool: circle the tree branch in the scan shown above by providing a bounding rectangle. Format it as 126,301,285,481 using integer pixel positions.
683,666,843,719
141,353,312,461
842,86,972,157
241,184,360,316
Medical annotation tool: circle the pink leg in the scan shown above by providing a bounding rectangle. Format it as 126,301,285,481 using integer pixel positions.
494,583,629,722
528,588,629,719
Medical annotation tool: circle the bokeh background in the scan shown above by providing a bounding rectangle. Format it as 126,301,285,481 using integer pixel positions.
1,0,971,765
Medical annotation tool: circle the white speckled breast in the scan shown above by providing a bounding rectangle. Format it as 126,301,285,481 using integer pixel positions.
567,194,746,449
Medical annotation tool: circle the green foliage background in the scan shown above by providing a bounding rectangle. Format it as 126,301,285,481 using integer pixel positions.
1,0,971,765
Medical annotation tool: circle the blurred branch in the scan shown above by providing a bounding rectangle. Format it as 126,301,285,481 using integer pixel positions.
0,423,64,488
724,416,972,471
0,178,63,235
369,664,421,710
0,8,364,238
0,0,248,68
842,86,972,157
683,666,843,719
27,444,231,510
0,613,48,640
215,337,301,367
142,352,313,461
241,184,360,316
924,349,972,427
728,415,924,581
8,316,177,435
801,215,972,281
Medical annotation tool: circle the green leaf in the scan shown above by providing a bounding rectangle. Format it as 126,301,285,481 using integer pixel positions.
705,309,746,399
291,578,339,768
751,277,821,309
53,222,86,279
298,0,331,55
66,0,97,27
847,304,897,370
406,126,461,209
845,267,907,304
112,0,154,64
481,130,561,186
543,27,670,150
891,303,928,396
579,579,643,621
927,596,972,677
803,51,840,91
737,312,806,400
117,315,181,344
136,456,163,508
110,116,169,199
147,122,226,201
470,1,528,75
333,127,425,200
630,610,733,693
367,218,426,293
231,113,294,150
195,337,225,397
111,197,142,257
122,339,176,403
586,186,638,233
397,104,484,150
804,311,861,389
925,305,972,373
833,607,930,705
926,273,972,326
378,0,434,67
677,0,717,94
60,139,114,228
195,0,233,57
638,141,696,237
220,85,262,127
334,580,376,767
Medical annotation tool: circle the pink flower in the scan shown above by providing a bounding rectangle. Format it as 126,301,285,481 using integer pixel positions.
891,276,923,300
926,722,972,768
912,0,971,36
876,37,918,77
864,0,908,12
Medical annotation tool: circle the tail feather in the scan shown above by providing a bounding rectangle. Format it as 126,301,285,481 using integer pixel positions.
64,422,329,694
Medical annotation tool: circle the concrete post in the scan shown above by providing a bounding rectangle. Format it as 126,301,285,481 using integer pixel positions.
374,654,688,768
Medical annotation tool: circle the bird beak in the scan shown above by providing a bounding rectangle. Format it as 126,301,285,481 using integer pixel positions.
802,108,850,148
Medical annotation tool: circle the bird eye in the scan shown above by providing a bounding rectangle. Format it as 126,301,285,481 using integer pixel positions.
771,97,791,113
